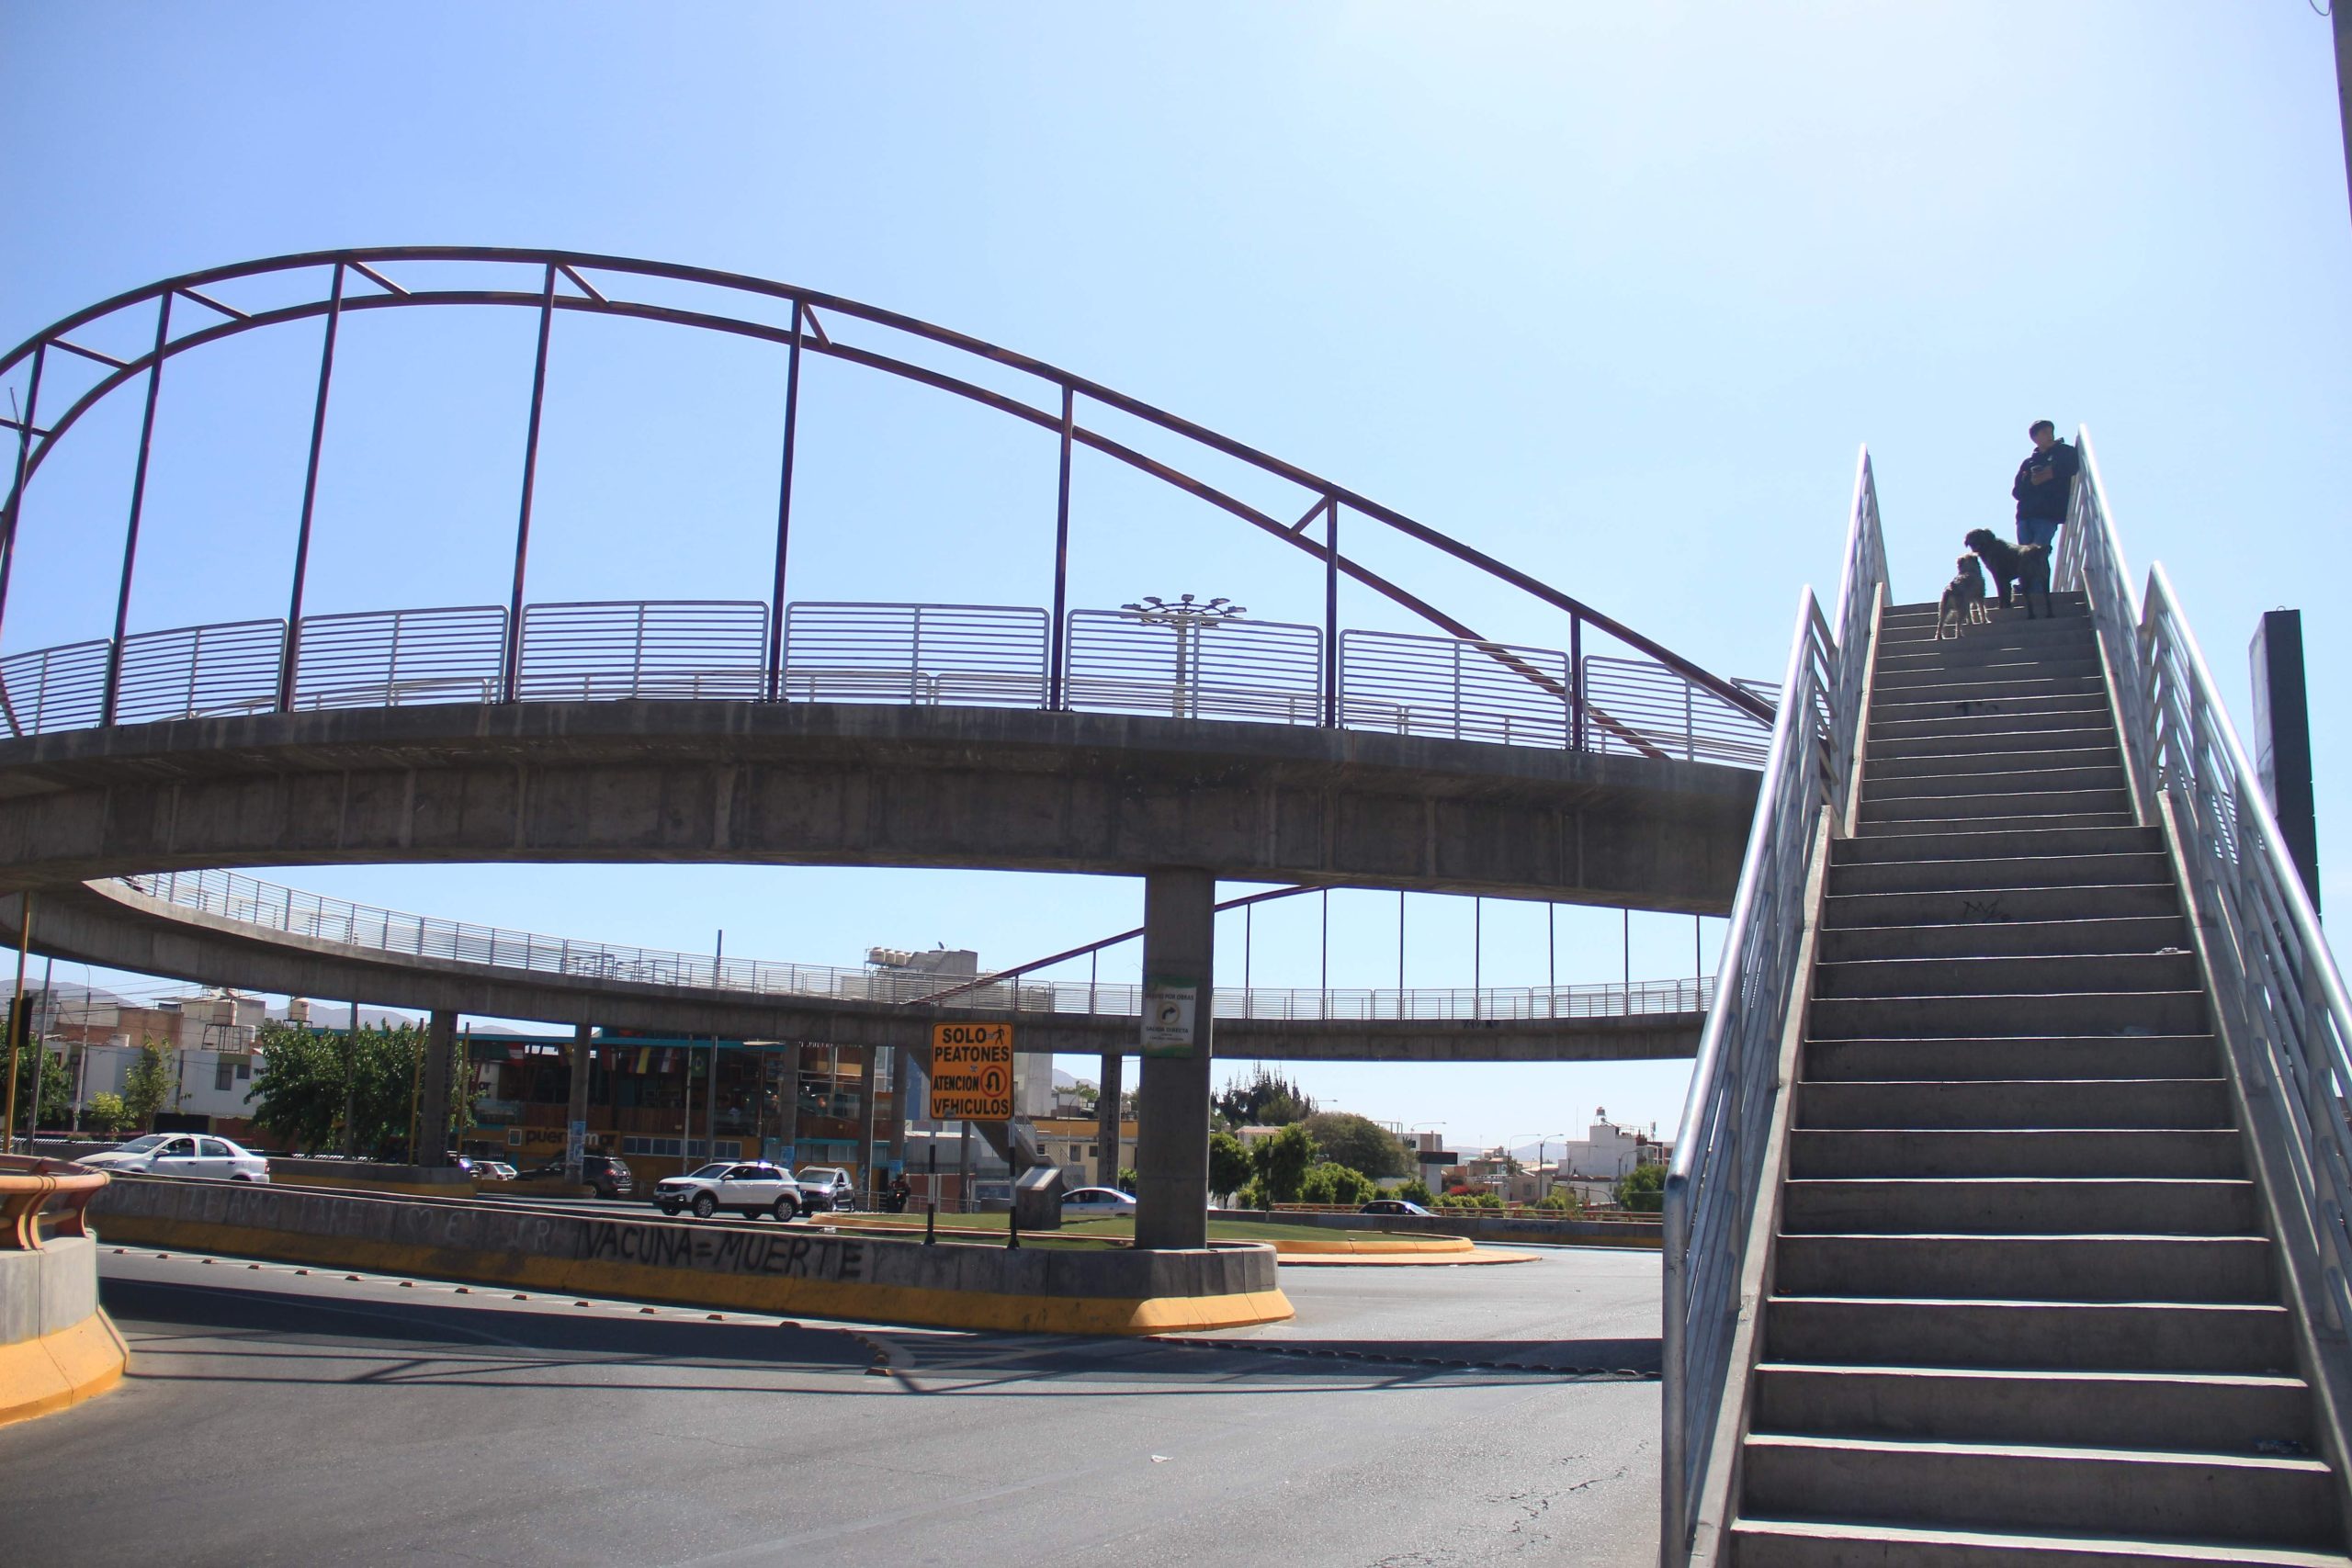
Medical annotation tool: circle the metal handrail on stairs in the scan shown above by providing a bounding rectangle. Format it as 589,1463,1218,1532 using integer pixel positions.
1660,449,1886,1564
2057,427,2352,1431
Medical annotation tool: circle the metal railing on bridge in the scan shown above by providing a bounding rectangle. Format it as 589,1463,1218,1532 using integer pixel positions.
1661,448,1885,1564
0,597,1770,768
2054,430,2352,1473
111,864,1713,1026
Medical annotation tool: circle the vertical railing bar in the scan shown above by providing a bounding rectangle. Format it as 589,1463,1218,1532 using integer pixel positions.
102,293,175,727
279,260,345,712
766,299,804,704
503,264,558,704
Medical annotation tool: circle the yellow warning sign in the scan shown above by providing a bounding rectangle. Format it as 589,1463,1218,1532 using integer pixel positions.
929,1021,1015,1120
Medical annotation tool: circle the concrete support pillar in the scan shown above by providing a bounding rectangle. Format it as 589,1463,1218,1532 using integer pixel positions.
1097,1046,1123,1190
860,1043,880,1206
777,1043,800,1167
564,1022,592,1183
1134,866,1214,1251
417,1009,457,1168
888,1040,911,1176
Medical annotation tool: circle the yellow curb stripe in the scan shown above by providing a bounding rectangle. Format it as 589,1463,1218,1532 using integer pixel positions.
1267,1235,1476,1256
96,1214,1293,1336
0,1311,128,1428
1278,1248,1540,1267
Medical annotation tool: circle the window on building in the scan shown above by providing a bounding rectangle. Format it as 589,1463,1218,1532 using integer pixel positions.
234,1058,251,1079
214,1059,234,1091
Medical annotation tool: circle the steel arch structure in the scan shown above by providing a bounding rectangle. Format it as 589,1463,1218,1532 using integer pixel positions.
0,246,1770,750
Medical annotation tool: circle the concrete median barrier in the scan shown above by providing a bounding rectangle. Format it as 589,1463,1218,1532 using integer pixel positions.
0,1157,129,1427
90,1175,1290,1335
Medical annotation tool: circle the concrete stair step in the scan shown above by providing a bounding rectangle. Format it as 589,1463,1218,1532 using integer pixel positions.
1813,952,2200,999
1771,1233,2274,1303
1751,1363,2314,1453
1808,989,2209,1041
1824,883,2181,929
1860,786,2134,823
1872,702,2116,740
1788,1128,2244,1180
1869,725,2118,761
1866,745,2120,781
1884,594,2089,626
1875,658,2106,690
1728,1515,2352,1568
1781,1177,2258,1236
1764,1296,2299,1374
1876,636,2102,671
1827,854,2174,896
1737,1432,2335,1547
1868,675,2109,708
1855,809,2142,838
1802,1034,2218,1083
1865,764,2127,801
1834,826,2159,865
1795,1077,2232,1130
1816,916,2189,963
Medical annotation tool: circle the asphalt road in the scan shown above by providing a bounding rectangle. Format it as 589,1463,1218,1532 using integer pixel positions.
2,1246,1663,1567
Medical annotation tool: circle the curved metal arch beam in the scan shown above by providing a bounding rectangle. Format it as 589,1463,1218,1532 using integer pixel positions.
0,245,1771,725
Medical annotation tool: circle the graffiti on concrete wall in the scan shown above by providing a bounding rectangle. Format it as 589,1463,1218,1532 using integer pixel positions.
576,1218,867,1281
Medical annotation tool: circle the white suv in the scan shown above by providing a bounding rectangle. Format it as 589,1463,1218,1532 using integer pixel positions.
654,1161,804,1221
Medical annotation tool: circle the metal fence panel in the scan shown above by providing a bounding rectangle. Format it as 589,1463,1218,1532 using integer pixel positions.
1065,610,1322,723
782,602,1050,707
518,600,767,702
0,637,109,737
294,604,507,709
112,618,287,724
1339,628,1571,747
1584,656,1775,767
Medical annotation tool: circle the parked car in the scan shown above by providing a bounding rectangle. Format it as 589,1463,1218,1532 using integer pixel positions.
1059,1186,1137,1219
795,1167,855,1212
1361,1198,1433,1217
474,1161,519,1181
655,1161,805,1221
76,1134,270,1182
524,1153,635,1198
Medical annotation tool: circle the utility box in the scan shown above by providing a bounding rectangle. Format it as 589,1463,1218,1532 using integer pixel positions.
1012,1164,1064,1231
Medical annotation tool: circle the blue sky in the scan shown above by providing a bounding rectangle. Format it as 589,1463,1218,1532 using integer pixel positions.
4,3,2348,1153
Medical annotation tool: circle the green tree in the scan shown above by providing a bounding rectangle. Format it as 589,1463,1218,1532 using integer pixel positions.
1249,1122,1320,1204
247,1019,441,1157
1538,1185,1582,1215
1614,1162,1666,1213
122,1040,177,1130
1299,1112,1411,1179
1213,1066,1317,1129
1208,1130,1252,1201
1297,1162,1377,1205
1070,1078,1099,1112
83,1091,130,1136
1115,1166,1138,1192
9,1045,71,1133
1396,1177,1433,1205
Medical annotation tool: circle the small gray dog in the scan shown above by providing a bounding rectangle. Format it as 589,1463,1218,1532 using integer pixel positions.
1937,552,1990,639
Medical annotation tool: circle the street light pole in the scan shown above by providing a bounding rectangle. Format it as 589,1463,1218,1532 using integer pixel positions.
1118,594,1246,719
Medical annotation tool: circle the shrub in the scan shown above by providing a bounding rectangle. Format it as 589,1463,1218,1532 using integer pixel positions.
1297,1162,1378,1205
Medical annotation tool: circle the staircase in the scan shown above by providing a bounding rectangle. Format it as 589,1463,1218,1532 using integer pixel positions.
1723,592,2352,1566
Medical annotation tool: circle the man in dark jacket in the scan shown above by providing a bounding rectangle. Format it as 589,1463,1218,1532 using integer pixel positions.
2011,420,2079,548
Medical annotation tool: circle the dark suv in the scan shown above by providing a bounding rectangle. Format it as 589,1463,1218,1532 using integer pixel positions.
526,1153,635,1198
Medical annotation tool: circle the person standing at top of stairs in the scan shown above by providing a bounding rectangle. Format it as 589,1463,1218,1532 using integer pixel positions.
2012,419,2080,550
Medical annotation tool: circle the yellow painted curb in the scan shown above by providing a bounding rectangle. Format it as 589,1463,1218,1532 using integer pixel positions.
1266,1235,1476,1256
97,1213,1294,1336
0,1311,129,1428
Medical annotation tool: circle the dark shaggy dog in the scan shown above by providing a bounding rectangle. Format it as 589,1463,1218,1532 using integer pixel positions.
1964,528,2052,618
1937,553,1990,639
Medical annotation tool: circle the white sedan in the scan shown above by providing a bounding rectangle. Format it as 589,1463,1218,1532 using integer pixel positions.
77,1133,270,1182
1058,1186,1137,1218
